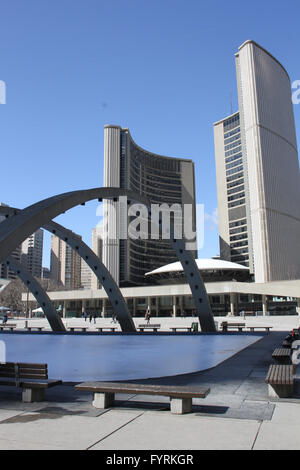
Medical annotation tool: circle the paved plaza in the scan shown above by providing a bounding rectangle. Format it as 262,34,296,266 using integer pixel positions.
0,316,300,450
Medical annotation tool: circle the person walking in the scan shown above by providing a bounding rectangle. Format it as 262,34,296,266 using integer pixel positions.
145,306,151,325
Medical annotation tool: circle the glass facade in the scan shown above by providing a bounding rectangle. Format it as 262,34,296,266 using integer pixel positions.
118,130,196,286
223,113,250,267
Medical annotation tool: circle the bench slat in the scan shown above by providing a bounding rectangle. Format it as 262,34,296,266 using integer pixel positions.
75,381,210,399
265,365,293,385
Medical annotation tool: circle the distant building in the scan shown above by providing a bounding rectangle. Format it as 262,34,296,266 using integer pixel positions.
42,267,50,279
214,40,300,282
81,261,92,289
91,225,103,290
21,229,44,278
50,234,81,289
80,225,103,290
103,125,197,286
0,203,21,280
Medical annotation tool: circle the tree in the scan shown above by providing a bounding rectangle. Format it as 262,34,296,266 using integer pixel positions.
0,278,25,311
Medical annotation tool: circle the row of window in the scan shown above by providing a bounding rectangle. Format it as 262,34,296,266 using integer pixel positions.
225,152,243,164
224,132,241,146
225,145,242,158
227,177,244,190
226,158,243,171
226,171,243,183
226,165,243,177
228,191,245,202
225,139,241,152
223,114,240,133
229,218,247,229
231,247,248,255
227,184,244,196
224,126,240,140
229,225,247,235
231,254,249,263
230,239,248,248
228,198,245,208
230,232,248,242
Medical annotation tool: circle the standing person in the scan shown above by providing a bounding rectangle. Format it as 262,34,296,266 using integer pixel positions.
89,313,93,323
83,311,87,322
93,312,97,324
145,306,151,325
2,313,7,324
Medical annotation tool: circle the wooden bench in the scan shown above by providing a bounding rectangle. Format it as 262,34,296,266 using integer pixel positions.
272,348,292,365
247,326,273,332
221,322,245,332
265,364,294,398
0,323,16,331
68,326,88,332
0,362,62,402
75,381,210,414
170,326,193,332
138,324,161,332
96,326,118,332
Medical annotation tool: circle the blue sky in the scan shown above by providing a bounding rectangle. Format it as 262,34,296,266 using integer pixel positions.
1,0,300,267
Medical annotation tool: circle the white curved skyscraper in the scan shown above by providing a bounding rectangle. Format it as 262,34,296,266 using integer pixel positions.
214,40,300,282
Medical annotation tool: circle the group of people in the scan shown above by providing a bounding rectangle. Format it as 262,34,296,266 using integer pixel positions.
82,312,98,324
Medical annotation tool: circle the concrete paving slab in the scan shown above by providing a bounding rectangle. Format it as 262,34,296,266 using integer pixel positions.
254,422,300,450
90,413,261,450
0,437,68,450
268,402,300,425
0,409,142,450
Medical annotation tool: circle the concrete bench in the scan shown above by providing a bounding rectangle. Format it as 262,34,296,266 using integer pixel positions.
75,381,210,414
272,348,292,365
96,326,118,332
0,362,62,402
68,326,89,332
221,322,245,332
25,326,45,332
138,324,161,332
0,323,16,331
247,326,273,332
265,364,294,398
170,326,193,332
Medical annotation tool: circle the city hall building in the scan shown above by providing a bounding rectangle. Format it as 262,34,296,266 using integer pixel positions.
103,125,197,287
214,40,300,283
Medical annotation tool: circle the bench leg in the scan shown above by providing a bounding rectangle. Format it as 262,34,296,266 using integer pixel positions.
170,397,192,414
268,384,294,399
93,392,115,409
22,388,45,403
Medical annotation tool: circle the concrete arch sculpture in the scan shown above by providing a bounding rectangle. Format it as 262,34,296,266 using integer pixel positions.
0,188,216,332
0,188,150,265
4,256,66,332
1,205,136,332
